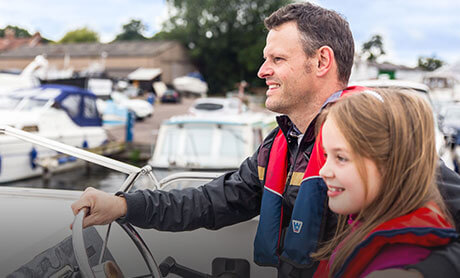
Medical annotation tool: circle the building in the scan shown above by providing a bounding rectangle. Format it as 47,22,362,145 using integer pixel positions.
350,55,425,83
0,40,196,85
0,29,42,52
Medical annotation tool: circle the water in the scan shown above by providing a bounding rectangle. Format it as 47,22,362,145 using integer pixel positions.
4,163,129,193
3,160,174,193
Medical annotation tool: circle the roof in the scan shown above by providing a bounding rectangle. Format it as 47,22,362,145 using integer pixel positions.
127,68,162,80
0,32,42,52
0,40,178,58
165,112,274,126
367,61,416,71
350,79,430,93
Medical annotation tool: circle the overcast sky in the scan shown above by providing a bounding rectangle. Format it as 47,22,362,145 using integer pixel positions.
1,0,459,67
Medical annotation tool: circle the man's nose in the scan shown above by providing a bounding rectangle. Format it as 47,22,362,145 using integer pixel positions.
257,61,273,79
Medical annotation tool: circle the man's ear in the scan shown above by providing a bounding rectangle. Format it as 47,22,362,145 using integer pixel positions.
316,46,334,77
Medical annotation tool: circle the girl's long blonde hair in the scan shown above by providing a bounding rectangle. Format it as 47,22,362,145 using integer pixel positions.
312,89,452,277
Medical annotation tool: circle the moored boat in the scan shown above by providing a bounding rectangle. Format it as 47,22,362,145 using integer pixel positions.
0,84,108,182
149,99,275,176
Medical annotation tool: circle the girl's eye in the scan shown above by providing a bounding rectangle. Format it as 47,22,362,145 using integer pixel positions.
337,155,348,162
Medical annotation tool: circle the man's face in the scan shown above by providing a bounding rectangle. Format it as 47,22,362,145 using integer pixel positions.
258,22,316,115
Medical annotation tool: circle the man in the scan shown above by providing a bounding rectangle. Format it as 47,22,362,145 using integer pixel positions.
72,2,460,277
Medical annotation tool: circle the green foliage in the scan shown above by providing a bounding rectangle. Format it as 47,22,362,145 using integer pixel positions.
155,0,291,94
417,55,444,71
40,37,54,44
362,34,385,62
59,27,99,43
114,19,148,41
0,25,32,38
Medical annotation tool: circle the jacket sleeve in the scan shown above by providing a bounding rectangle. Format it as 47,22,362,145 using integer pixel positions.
120,148,263,231
437,160,460,230
407,160,460,277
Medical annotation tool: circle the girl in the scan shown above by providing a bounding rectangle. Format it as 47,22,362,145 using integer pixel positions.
312,89,458,277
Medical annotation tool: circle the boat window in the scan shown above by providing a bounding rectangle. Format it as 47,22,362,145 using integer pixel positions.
21,98,49,110
195,103,223,111
60,95,81,118
0,96,21,109
184,125,213,156
424,77,454,89
161,128,181,156
83,97,98,118
219,127,245,158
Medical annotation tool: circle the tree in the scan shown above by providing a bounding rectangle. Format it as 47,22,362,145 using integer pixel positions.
59,27,99,43
114,19,148,41
362,34,385,62
154,0,291,94
0,25,32,38
417,55,444,71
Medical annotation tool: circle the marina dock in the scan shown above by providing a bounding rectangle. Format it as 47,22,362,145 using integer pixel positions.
106,97,196,161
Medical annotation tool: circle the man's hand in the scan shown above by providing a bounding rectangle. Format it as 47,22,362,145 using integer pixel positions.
71,187,127,229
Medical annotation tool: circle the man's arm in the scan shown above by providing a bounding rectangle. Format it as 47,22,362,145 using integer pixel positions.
121,149,263,231
404,239,460,278
71,142,265,231
436,160,460,229
407,160,460,277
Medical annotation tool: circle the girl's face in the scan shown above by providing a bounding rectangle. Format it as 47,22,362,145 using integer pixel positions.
319,117,382,215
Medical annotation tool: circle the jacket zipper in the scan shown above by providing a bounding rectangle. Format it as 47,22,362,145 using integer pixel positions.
277,147,300,255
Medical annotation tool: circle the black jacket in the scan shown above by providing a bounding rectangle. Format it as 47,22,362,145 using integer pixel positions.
121,117,460,277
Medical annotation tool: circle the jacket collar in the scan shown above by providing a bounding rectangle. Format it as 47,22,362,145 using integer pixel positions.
275,89,344,147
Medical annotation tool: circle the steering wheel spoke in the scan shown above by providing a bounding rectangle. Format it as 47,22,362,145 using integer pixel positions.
72,209,162,277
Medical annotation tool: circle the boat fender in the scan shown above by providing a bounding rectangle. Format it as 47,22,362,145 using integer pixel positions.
82,140,88,148
58,156,77,165
58,157,67,165
29,147,37,169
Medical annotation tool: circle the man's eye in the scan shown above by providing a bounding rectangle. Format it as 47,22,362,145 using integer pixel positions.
273,57,283,62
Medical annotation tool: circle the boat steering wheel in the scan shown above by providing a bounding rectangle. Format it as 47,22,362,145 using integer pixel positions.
72,208,163,277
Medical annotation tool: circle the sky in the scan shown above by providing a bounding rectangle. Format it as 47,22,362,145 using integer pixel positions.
0,0,459,67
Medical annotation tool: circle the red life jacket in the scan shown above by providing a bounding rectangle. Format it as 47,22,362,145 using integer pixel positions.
254,86,367,267
314,203,457,278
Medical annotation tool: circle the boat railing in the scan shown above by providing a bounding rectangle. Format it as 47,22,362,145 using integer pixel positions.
0,125,228,193
0,125,159,192
158,171,222,190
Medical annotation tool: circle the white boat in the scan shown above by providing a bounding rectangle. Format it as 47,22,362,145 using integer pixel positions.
423,72,460,104
149,108,275,175
0,125,276,277
0,84,108,183
96,91,154,127
0,55,46,94
110,91,154,120
172,75,208,97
